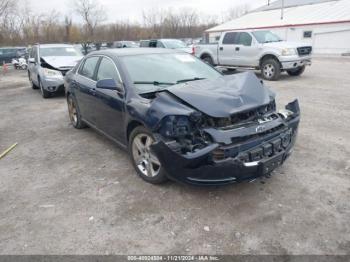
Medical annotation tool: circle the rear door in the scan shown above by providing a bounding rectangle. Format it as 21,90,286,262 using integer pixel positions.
94,57,125,142
74,56,101,125
218,32,239,66
234,32,260,67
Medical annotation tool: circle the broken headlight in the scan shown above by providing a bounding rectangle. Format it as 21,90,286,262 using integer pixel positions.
160,115,192,138
159,114,212,154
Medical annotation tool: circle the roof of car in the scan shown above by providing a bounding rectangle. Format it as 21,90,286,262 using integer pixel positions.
89,48,184,57
36,44,75,48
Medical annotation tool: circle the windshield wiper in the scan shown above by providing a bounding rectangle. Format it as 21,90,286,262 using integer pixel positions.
176,77,206,84
134,81,175,86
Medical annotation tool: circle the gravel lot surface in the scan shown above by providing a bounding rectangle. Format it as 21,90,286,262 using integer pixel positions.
0,57,349,255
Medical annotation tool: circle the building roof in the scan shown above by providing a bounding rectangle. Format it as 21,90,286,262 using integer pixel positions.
255,0,337,11
207,0,350,33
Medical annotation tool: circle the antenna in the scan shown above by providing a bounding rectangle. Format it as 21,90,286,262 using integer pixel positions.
281,0,285,20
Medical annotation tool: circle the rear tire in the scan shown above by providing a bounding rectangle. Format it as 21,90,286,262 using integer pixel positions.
129,126,168,185
67,94,87,129
287,65,305,76
261,58,281,81
202,56,214,66
39,79,51,98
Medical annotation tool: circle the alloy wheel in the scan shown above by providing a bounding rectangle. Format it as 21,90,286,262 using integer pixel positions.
263,64,275,79
67,97,78,126
132,133,161,178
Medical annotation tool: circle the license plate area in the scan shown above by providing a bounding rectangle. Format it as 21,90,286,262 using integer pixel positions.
259,153,284,175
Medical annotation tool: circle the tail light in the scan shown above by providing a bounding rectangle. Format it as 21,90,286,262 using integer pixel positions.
191,46,195,55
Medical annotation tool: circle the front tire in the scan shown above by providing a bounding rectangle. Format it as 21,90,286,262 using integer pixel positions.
39,79,51,98
287,65,305,76
261,58,281,81
29,73,39,90
129,126,168,184
67,94,86,129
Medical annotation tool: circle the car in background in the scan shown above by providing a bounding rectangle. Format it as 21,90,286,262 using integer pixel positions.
64,48,300,186
113,41,139,48
195,30,312,80
0,47,27,64
140,39,193,54
28,44,83,98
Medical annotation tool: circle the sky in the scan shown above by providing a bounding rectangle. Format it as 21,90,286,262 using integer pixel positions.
27,0,268,23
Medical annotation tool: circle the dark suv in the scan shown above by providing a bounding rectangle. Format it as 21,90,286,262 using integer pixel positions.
0,47,27,64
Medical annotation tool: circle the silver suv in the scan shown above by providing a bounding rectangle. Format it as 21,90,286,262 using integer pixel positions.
28,44,83,98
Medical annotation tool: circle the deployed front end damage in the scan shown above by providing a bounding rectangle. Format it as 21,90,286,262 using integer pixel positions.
149,72,301,185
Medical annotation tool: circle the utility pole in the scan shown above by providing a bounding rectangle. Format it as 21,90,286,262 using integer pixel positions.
268,0,270,5
281,0,285,20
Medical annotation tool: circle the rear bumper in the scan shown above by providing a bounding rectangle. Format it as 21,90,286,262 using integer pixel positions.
152,101,300,186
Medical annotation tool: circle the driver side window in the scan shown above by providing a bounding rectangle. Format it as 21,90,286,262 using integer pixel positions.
237,32,252,46
96,57,121,82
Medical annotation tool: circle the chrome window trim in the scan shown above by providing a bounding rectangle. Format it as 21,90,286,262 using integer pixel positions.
76,55,123,84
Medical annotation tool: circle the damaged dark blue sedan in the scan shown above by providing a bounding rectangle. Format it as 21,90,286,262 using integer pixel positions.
64,48,300,186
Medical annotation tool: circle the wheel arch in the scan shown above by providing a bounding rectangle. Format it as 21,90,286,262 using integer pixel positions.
200,52,214,60
259,54,281,68
126,120,144,142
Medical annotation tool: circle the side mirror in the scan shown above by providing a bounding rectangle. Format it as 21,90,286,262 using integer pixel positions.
28,58,35,64
96,78,124,93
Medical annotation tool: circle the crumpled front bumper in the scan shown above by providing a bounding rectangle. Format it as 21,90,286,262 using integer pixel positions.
279,55,312,70
152,100,301,186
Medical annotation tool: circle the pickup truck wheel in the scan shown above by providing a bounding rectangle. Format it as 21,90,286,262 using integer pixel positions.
287,65,305,76
129,126,168,185
261,59,281,81
202,56,214,66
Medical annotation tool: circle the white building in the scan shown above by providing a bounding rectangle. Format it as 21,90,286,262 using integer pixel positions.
206,0,350,54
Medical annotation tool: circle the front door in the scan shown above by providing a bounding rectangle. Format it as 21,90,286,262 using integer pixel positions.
94,57,125,142
28,47,40,85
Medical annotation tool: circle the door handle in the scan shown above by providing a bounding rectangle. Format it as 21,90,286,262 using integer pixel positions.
219,47,224,51
235,47,240,51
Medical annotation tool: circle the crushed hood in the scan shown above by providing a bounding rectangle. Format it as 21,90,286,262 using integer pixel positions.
166,72,274,118
41,56,83,70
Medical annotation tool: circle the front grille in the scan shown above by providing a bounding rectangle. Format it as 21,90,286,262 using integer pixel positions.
212,101,276,129
297,46,312,56
60,70,69,76
231,124,285,144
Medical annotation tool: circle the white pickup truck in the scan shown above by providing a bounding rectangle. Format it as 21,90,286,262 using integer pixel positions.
194,30,312,80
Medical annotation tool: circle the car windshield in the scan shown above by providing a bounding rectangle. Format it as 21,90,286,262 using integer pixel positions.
252,31,282,43
120,53,222,94
40,47,83,57
163,40,187,49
